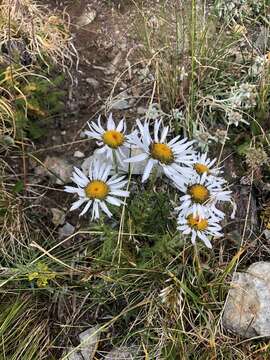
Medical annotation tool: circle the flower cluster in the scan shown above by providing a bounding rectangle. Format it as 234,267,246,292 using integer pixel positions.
65,115,235,249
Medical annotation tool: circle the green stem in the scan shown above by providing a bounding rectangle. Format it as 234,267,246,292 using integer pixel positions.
112,150,119,174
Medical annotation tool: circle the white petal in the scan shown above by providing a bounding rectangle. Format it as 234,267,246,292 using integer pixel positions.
92,201,100,219
79,200,92,216
142,159,155,182
154,119,161,143
106,196,122,206
107,175,127,185
96,146,108,155
107,113,115,130
116,118,124,132
64,186,79,193
182,228,191,235
97,162,107,179
101,164,112,181
197,232,212,249
168,135,181,146
160,126,169,143
110,189,129,197
124,152,148,163
72,173,88,188
110,181,128,190
85,130,102,139
99,201,113,217
70,198,87,211
191,231,197,244
74,167,88,182
89,121,104,134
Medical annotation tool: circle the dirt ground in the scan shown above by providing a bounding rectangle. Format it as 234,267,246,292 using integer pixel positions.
39,0,139,156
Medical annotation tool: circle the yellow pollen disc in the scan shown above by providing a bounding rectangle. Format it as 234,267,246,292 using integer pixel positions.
102,130,124,149
187,214,208,231
150,142,174,164
188,184,210,204
85,180,109,200
194,163,209,175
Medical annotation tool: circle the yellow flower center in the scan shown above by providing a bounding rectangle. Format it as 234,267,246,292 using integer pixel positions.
188,184,210,204
187,214,208,231
150,143,174,164
194,163,209,175
102,130,124,149
85,180,109,200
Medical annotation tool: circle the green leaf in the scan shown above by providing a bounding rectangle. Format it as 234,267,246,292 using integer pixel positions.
12,180,24,194
28,121,45,139
236,141,251,156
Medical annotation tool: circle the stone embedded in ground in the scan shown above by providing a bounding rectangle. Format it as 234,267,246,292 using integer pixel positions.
78,326,100,360
35,156,73,185
85,78,99,88
111,98,130,110
104,346,138,360
223,262,270,338
64,348,84,360
58,222,75,240
51,208,66,226
263,229,270,241
77,6,97,27
74,150,85,158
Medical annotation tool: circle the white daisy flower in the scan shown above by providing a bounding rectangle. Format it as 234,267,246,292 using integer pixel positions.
85,113,131,164
193,152,221,177
177,211,223,248
175,171,233,220
125,119,195,183
64,160,129,220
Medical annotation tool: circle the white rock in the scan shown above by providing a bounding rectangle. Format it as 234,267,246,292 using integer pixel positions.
104,346,139,359
223,262,270,338
111,99,130,110
77,7,96,27
81,147,147,176
85,78,99,88
35,156,73,185
78,326,100,360
51,208,66,226
63,348,83,360
74,151,85,158
58,222,75,240
263,229,270,240
137,106,147,115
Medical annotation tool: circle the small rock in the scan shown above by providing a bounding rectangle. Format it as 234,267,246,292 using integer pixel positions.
223,262,270,338
74,151,85,158
51,208,66,226
111,98,130,110
137,106,147,115
64,348,83,360
78,326,100,360
104,346,139,359
110,90,130,110
263,229,270,240
35,156,73,185
77,7,96,27
85,78,99,88
58,222,75,240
